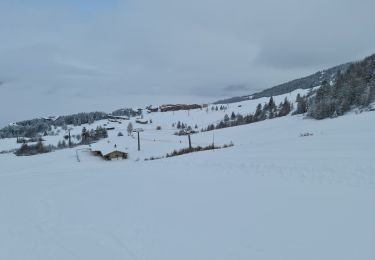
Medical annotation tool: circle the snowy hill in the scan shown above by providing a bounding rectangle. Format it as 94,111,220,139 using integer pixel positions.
214,63,349,104
0,88,310,158
0,86,375,259
1,52,375,258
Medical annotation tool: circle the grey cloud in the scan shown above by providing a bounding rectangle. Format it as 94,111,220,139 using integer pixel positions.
0,0,375,126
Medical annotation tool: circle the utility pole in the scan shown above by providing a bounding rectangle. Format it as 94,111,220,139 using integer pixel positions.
75,148,89,162
68,128,72,147
185,130,192,151
212,128,215,151
133,128,144,151
76,149,80,162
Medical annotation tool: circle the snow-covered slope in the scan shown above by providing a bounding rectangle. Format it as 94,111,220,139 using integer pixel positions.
0,98,374,260
0,88,312,157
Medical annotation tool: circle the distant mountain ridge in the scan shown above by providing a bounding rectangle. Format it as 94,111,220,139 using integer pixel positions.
214,62,351,104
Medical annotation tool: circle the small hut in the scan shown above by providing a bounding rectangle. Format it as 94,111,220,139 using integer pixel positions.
91,144,128,160
103,150,128,160
135,119,149,124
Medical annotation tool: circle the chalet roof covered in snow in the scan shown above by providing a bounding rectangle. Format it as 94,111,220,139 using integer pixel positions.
91,142,128,157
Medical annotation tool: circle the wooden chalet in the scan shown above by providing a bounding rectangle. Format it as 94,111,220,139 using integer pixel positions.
102,150,128,160
146,105,159,113
91,144,128,160
147,107,159,113
159,103,208,112
108,115,130,120
135,119,149,124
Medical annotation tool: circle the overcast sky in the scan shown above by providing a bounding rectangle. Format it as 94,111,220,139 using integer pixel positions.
1,0,375,126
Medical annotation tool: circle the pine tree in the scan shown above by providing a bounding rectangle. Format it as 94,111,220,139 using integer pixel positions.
294,94,308,115
278,97,291,117
16,143,30,155
254,103,263,121
35,140,44,153
268,96,276,110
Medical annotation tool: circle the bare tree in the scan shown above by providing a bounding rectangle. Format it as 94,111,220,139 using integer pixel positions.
127,122,133,136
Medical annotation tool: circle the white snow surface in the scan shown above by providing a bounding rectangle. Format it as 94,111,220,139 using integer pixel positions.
0,91,375,260
0,88,311,155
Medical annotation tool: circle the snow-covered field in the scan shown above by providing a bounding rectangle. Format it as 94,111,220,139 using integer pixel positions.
0,91,374,259
0,88,312,158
